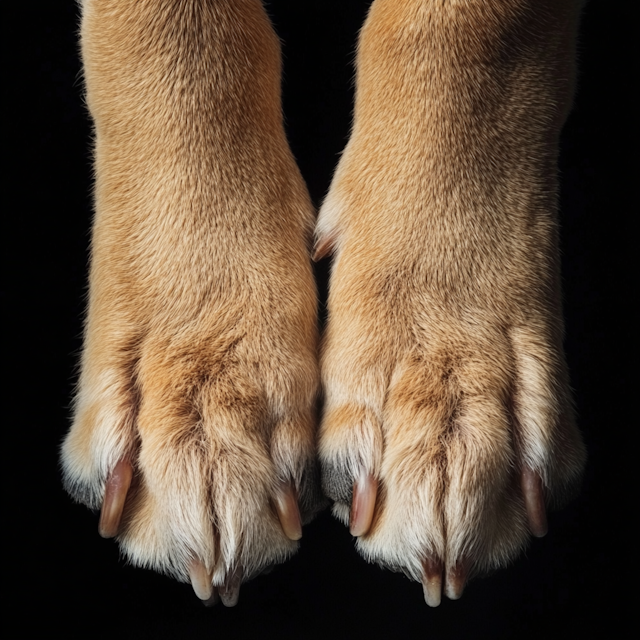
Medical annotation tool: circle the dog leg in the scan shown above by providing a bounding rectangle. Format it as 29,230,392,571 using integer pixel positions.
317,0,586,605
61,0,322,604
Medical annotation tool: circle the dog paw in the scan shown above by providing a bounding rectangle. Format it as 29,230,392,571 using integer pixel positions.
62,0,322,605
61,240,322,602
316,0,586,606
62,239,322,604
319,298,585,605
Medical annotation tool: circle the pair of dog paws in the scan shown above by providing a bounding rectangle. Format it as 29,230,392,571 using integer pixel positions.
62,0,585,608
61,193,584,608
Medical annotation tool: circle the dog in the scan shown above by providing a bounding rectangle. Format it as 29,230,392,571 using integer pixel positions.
61,0,586,608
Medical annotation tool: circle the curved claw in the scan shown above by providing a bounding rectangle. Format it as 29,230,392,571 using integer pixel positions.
274,480,302,541
189,559,214,602
349,472,378,537
422,557,443,607
202,589,219,608
312,234,336,262
445,560,468,601
98,459,133,538
521,467,548,537
219,566,243,607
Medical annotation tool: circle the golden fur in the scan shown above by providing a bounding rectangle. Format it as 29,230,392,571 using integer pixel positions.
317,0,586,594
61,0,321,588
62,0,586,605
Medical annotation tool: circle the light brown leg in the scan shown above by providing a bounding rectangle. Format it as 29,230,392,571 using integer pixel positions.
318,0,586,605
61,0,322,603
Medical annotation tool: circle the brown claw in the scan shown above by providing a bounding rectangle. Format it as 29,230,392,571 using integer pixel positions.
98,458,133,538
274,480,302,541
349,473,378,537
422,557,443,607
445,560,468,601
189,559,214,601
219,566,243,607
202,587,220,607
202,589,219,608
312,234,335,262
521,467,548,537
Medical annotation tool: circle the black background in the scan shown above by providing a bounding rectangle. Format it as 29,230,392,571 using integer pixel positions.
8,1,631,638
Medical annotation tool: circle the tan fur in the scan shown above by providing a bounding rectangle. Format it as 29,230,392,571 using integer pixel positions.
62,0,586,598
61,0,321,585
317,0,586,582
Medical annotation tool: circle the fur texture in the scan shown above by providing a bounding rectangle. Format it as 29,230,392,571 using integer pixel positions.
61,0,322,586
317,0,586,582
62,0,586,599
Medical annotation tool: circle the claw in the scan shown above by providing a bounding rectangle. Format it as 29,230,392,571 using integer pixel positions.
274,479,302,541
189,559,214,601
445,560,468,600
219,566,243,607
312,234,336,262
349,472,378,537
421,557,443,607
98,459,133,538
202,589,219,608
521,467,548,537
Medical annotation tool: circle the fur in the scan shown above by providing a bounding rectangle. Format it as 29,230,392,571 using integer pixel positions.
62,0,586,598
318,0,586,581
61,0,322,585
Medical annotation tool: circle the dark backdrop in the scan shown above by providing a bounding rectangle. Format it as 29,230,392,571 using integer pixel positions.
8,1,631,638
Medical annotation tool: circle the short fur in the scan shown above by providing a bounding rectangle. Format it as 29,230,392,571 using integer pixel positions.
318,0,585,581
61,0,322,585
62,0,586,596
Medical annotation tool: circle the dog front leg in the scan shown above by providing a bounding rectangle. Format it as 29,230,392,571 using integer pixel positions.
62,0,322,604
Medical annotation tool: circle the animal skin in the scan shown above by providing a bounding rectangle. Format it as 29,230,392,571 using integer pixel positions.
61,0,586,608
